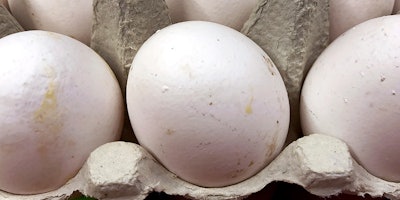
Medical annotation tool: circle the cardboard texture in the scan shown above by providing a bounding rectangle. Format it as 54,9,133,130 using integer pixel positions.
242,0,329,146
1,134,399,200
0,4,23,38
1,0,399,199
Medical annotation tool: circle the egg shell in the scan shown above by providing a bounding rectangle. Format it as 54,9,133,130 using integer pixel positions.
126,21,290,187
165,0,258,30
329,0,394,42
0,30,123,194
8,0,92,45
301,15,400,182
1,3,400,200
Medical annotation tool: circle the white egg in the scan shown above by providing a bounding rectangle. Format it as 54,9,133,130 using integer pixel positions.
165,0,258,30
127,21,290,187
301,15,400,182
329,0,394,42
8,0,92,45
0,31,123,194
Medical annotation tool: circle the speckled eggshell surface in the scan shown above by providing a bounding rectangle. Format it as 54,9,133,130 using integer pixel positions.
8,0,92,45
0,31,123,194
165,0,258,30
301,15,400,182
126,21,290,187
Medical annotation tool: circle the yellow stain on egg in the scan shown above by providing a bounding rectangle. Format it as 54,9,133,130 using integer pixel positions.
34,81,57,122
34,66,58,123
245,96,254,114
32,66,65,155
248,160,254,167
166,129,175,135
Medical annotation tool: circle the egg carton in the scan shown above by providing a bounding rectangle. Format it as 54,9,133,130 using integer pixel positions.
0,134,399,200
1,0,400,199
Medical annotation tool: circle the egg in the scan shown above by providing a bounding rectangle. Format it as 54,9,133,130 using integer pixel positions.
8,0,92,45
165,0,258,30
0,31,123,194
300,15,400,182
126,21,290,187
329,0,394,42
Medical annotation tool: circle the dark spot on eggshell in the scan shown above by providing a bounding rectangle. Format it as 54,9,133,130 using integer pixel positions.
248,161,254,167
266,144,276,158
230,168,246,179
166,129,175,135
266,136,278,158
369,103,375,108
237,159,241,166
195,141,211,149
